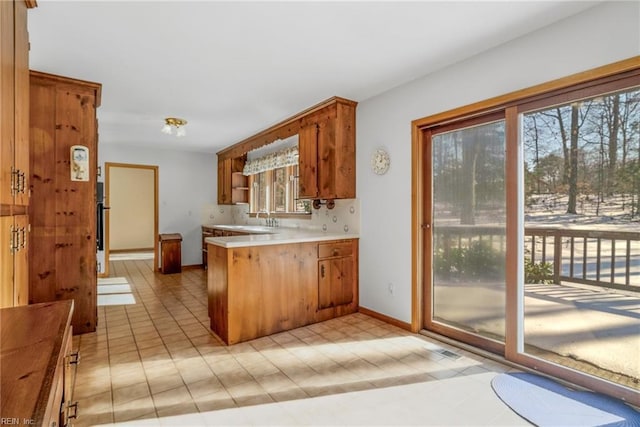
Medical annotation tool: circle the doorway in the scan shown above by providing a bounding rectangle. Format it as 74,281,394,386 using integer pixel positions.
103,163,159,276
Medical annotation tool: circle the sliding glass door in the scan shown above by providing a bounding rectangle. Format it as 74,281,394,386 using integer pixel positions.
418,65,640,403
425,116,507,353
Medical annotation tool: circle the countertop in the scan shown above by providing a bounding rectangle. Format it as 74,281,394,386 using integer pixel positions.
0,300,73,424
204,224,359,248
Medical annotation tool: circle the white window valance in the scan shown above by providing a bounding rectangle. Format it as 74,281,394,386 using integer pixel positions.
243,146,299,175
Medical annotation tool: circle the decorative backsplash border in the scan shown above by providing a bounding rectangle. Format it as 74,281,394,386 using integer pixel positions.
202,198,361,235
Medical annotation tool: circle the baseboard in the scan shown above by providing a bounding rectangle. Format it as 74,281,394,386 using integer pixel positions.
110,248,154,254
182,264,204,271
358,306,412,331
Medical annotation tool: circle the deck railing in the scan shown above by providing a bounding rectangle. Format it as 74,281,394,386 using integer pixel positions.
525,226,640,292
433,225,640,292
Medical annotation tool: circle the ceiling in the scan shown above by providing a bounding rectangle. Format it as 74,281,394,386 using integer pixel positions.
28,1,599,154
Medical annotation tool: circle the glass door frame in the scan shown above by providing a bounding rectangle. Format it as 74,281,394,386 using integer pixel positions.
410,57,640,406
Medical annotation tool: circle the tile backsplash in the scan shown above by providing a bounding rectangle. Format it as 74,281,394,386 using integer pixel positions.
201,199,360,235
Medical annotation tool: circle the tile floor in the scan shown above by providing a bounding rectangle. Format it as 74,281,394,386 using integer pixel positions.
73,258,528,426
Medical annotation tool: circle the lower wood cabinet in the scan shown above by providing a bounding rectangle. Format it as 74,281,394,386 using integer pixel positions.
318,242,354,310
0,300,78,426
207,238,358,345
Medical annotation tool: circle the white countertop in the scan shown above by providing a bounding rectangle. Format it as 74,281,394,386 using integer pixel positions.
204,225,359,248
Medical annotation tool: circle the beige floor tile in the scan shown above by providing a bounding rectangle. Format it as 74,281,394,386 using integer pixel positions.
107,335,136,350
152,384,192,410
194,389,237,412
135,336,164,350
148,372,185,395
113,396,156,423
268,386,310,402
74,376,112,400
109,349,140,365
139,344,171,363
112,381,151,406
156,401,199,418
110,368,148,390
176,359,215,384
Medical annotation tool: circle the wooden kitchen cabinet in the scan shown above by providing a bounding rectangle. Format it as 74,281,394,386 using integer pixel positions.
298,99,356,201
29,71,102,334
216,96,357,206
317,241,355,310
1,300,78,426
217,156,248,205
207,238,358,345
0,0,35,309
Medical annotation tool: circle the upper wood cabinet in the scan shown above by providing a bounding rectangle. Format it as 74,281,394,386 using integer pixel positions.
29,70,102,334
217,96,357,205
299,100,356,200
0,0,35,309
217,156,248,205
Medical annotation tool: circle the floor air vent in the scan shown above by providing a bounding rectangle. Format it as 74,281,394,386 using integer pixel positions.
434,349,462,360
424,343,462,360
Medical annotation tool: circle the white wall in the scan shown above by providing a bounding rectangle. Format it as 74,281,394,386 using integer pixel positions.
356,1,640,322
99,145,216,267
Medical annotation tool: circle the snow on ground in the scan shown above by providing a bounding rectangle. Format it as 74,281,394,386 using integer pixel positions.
526,193,640,230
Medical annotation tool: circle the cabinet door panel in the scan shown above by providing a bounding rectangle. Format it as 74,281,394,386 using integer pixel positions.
217,157,232,204
318,257,354,309
331,257,353,306
0,216,14,307
318,259,332,309
13,0,29,208
0,0,15,208
298,124,318,199
13,214,28,306
317,118,336,199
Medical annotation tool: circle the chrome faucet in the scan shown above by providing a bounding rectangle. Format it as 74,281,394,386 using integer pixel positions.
256,209,270,226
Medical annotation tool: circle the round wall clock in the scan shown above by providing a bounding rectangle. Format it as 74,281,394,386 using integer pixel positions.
371,148,390,175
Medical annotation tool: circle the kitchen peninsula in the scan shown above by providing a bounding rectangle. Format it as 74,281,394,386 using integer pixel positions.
206,226,359,345
208,96,359,345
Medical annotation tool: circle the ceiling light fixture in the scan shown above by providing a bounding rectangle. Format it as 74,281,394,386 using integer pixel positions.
161,117,187,137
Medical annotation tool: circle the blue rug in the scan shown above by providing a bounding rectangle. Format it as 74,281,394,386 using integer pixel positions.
491,372,640,426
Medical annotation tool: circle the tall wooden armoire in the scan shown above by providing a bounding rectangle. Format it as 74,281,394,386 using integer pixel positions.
29,70,101,334
0,0,35,309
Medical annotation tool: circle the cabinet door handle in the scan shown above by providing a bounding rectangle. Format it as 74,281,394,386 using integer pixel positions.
320,264,325,278
10,226,19,253
18,227,26,250
66,401,79,420
10,167,17,195
18,170,26,194
68,351,80,365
